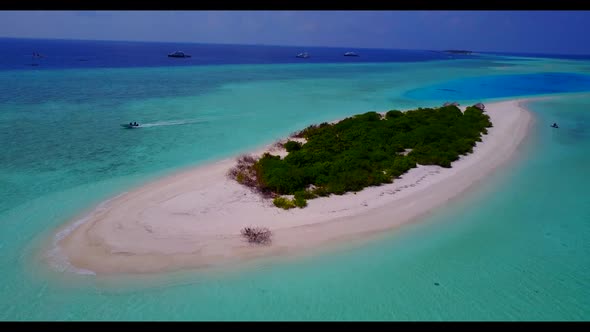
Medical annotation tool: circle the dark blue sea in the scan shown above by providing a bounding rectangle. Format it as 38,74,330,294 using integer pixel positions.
0,37,500,70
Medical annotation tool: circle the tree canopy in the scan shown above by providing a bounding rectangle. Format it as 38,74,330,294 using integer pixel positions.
231,105,492,209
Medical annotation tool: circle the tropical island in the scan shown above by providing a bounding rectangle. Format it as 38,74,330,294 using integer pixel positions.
229,104,492,209
52,99,531,275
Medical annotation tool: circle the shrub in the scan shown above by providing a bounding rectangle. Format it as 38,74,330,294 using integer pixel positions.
293,196,308,208
386,110,403,119
237,154,257,165
227,167,239,179
273,140,285,149
354,111,382,122
312,186,330,197
284,140,303,152
236,172,245,184
241,227,272,245
228,154,259,185
294,190,317,200
273,196,296,209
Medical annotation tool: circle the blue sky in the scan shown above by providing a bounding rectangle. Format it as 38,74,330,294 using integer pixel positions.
1,11,589,54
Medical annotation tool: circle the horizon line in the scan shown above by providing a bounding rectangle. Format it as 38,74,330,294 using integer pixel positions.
1,35,590,57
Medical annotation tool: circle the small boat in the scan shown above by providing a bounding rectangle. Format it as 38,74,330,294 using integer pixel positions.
296,52,310,58
121,122,141,129
344,51,359,57
30,52,44,66
550,123,559,128
168,51,191,58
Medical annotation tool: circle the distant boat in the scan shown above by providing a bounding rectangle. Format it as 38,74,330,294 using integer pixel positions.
443,50,473,55
168,51,191,58
343,51,359,57
121,122,141,129
296,52,310,58
551,123,559,128
30,52,44,66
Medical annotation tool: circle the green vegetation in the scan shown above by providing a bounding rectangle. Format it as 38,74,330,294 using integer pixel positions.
271,193,310,209
230,104,492,209
293,195,307,208
284,140,303,152
272,196,297,209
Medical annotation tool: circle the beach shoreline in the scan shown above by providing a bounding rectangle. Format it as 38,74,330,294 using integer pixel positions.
49,99,534,275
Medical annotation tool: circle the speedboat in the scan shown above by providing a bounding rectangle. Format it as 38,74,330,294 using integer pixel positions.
168,51,191,58
296,52,310,58
344,51,359,57
121,123,141,129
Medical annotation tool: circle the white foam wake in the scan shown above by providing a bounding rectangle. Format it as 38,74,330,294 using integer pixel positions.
139,113,253,128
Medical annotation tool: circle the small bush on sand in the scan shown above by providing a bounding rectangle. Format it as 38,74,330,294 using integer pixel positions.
292,190,313,208
294,190,317,200
273,196,296,209
228,154,259,188
238,154,257,165
293,196,307,208
241,227,272,245
236,172,245,184
227,166,239,179
312,186,330,197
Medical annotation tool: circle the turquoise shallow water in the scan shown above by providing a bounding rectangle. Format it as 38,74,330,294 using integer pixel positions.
0,54,589,320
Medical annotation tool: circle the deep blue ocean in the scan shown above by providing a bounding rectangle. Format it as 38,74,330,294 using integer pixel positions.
0,37,484,71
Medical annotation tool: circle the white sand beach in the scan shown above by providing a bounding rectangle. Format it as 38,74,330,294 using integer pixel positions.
54,99,533,275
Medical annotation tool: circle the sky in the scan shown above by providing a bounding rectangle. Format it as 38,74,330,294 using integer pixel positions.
1,11,590,55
